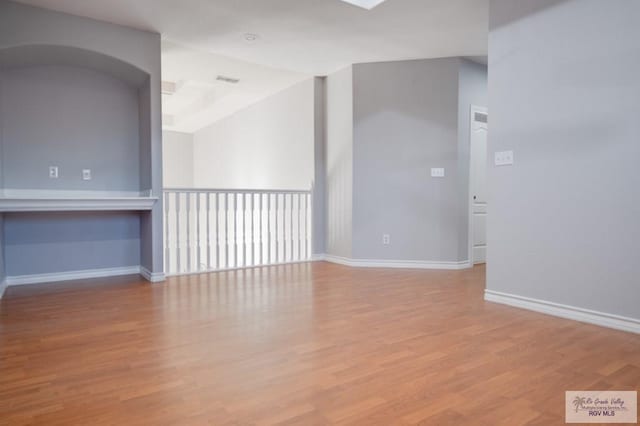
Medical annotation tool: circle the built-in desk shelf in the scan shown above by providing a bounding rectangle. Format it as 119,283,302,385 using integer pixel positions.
0,190,158,212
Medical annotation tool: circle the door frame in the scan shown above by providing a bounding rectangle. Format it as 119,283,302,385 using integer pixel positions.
468,104,488,265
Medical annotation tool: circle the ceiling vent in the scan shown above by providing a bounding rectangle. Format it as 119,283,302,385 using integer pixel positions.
161,81,177,95
216,75,240,84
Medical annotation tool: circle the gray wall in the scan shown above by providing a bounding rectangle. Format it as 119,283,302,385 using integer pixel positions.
457,60,488,261
0,69,3,191
4,212,140,275
0,1,164,277
1,65,141,191
487,0,640,319
0,214,5,283
351,58,462,262
312,77,327,255
325,66,353,258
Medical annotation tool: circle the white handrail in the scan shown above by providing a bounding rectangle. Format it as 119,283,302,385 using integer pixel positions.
163,188,312,276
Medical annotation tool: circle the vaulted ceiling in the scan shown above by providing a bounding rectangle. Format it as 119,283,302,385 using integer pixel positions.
14,0,488,75
15,0,489,132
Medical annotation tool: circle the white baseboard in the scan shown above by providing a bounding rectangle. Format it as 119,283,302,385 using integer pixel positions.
317,254,471,270
5,266,143,286
485,289,640,335
0,279,6,299
140,267,166,283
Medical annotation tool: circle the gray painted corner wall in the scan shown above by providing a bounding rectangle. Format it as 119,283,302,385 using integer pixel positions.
4,212,140,275
0,1,164,277
352,58,463,262
312,77,327,255
0,69,3,191
487,0,640,319
0,214,5,284
457,59,488,261
1,65,141,191
325,66,353,258
138,78,153,191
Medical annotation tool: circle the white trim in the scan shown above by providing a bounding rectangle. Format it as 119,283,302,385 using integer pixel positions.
0,197,157,212
140,267,166,283
1,189,153,198
319,254,471,270
6,266,142,286
165,260,314,278
0,279,6,299
485,289,640,335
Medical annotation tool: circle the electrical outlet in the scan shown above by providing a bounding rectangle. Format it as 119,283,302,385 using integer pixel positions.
382,234,390,245
49,166,59,179
494,150,514,166
82,169,92,180
431,168,445,177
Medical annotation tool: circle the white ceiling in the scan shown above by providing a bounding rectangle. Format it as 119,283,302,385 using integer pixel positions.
161,41,307,133
14,0,489,133
14,0,489,76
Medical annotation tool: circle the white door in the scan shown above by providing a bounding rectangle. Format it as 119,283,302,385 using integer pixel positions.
470,106,488,264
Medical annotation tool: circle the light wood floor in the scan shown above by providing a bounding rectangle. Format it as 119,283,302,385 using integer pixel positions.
1,262,638,425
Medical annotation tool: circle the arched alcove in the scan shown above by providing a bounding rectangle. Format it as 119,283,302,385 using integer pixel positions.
0,44,154,199
0,44,150,87
0,0,164,290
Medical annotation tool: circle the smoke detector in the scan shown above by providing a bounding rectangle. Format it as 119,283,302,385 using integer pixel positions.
244,33,260,42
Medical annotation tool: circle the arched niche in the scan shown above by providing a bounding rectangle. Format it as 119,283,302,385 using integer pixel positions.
0,44,149,87
0,44,153,195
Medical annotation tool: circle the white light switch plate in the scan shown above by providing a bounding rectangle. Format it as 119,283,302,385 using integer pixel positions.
494,151,514,166
82,169,92,180
431,168,445,177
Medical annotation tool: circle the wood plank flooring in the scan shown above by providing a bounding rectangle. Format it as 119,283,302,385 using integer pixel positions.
1,262,638,425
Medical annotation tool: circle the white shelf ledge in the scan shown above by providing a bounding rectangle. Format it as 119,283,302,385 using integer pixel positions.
0,190,158,212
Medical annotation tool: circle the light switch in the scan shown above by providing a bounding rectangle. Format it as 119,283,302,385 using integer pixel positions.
49,166,59,179
431,168,445,177
494,151,514,166
82,169,92,180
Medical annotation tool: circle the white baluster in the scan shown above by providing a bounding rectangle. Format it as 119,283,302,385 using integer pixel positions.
225,193,230,269
267,193,271,264
275,193,279,263
298,193,302,262
206,193,211,271
250,193,255,267
164,192,171,274
196,192,201,271
216,193,220,270
259,193,263,265
176,192,181,273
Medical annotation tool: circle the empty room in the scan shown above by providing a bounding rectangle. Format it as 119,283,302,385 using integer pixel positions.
0,0,639,425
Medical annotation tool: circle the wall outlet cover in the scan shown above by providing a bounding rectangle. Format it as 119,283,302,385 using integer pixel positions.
431,168,445,177
494,151,514,166
49,166,59,179
82,169,92,180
